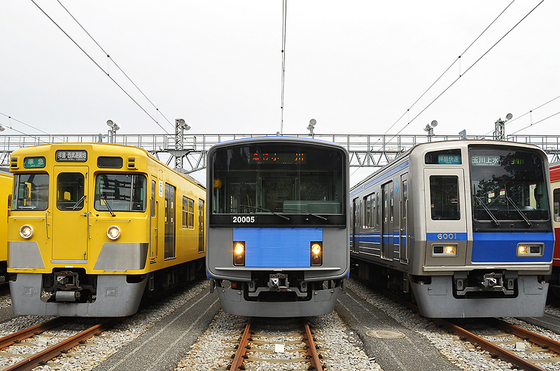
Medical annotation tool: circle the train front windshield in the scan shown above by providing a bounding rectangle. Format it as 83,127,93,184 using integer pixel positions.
211,143,345,219
469,145,550,230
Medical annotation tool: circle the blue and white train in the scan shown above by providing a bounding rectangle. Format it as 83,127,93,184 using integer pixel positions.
350,140,554,318
206,136,349,317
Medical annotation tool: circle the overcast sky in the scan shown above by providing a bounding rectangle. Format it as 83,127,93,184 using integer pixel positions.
1,1,559,141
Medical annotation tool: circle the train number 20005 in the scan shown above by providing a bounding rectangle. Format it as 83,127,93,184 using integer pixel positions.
232,216,256,223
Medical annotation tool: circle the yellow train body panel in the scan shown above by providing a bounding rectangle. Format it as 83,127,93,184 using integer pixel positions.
7,143,205,316
0,171,12,266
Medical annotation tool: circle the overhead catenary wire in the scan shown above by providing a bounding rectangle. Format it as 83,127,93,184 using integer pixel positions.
351,0,543,177
483,94,560,135
280,0,288,135
55,0,174,131
31,0,172,134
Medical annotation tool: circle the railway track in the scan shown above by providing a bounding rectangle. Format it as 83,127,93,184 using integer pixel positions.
0,317,113,370
434,317,560,371
229,318,324,371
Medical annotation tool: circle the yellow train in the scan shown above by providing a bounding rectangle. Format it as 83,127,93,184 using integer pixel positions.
7,143,206,316
0,170,12,283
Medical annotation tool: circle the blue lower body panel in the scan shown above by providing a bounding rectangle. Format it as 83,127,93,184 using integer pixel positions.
234,228,322,268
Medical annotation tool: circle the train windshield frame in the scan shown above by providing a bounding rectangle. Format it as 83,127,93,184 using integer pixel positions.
469,145,550,231
210,142,346,226
94,173,147,212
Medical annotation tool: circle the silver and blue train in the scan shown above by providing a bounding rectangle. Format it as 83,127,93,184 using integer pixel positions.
350,140,554,318
206,136,349,317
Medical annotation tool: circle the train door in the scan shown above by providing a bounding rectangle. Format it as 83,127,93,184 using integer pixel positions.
423,169,467,263
164,183,176,259
400,173,408,263
149,178,158,260
381,181,393,260
52,166,88,261
351,197,359,253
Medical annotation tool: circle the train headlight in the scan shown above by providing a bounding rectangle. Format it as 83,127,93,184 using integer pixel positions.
19,225,34,239
311,242,322,266
107,226,121,240
432,244,457,256
233,241,245,266
517,243,543,257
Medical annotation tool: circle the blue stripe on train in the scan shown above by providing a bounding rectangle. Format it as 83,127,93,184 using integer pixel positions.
472,232,554,263
233,228,322,267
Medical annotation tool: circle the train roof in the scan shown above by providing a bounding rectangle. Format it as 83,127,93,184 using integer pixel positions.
351,139,547,192
208,135,348,152
9,142,205,190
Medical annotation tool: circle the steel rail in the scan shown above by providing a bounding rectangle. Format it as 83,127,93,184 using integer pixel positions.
2,319,113,371
0,317,65,350
491,318,560,355
303,321,323,371
432,318,546,371
230,319,252,371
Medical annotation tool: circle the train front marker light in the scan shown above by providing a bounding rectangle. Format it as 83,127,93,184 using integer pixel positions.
233,241,245,266
517,243,543,257
19,225,34,239
107,225,121,240
311,242,322,266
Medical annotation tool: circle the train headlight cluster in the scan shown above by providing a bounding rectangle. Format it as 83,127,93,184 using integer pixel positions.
310,242,322,266
517,243,543,257
107,226,121,240
233,241,245,266
19,225,34,239
432,244,457,256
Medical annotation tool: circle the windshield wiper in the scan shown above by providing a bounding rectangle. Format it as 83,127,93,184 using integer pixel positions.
72,195,86,210
100,195,116,217
505,196,532,226
282,207,328,221
475,196,500,226
238,205,290,220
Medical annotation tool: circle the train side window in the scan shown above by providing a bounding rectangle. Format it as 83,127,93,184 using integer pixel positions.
198,199,205,253
151,180,156,217
57,172,85,210
554,188,560,222
430,175,460,220
363,193,375,228
402,177,408,218
182,196,195,228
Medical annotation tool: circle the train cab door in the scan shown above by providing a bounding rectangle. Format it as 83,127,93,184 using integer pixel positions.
149,177,158,261
381,181,394,260
423,169,468,263
52,166,88,261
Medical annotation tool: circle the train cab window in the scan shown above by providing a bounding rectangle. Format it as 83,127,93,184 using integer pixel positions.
94,173,147,212
57,173,85,210
14,173,49,210
430,175,460,220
